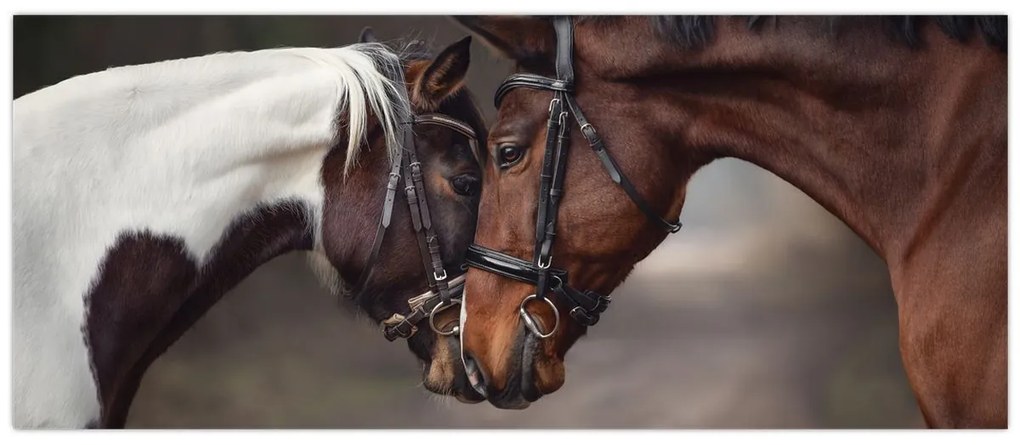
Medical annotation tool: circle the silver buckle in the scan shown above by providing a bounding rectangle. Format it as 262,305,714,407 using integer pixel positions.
548,98,561,114
434,269,448,281
406,275,465,311
537,255,552,270
387,172,401,189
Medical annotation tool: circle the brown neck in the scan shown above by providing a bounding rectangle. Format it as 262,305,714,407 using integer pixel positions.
87,202,313,427
585,17,1007,264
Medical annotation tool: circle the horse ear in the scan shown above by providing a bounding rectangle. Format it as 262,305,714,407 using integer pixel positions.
359,27,378,43
452,16,555,67
412,36,471,111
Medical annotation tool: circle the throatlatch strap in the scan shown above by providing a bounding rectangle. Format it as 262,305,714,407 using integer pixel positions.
565,96,683,233
352,124,405,296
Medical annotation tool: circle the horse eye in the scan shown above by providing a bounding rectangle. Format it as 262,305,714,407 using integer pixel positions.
451,175,480,197
498,146,524,168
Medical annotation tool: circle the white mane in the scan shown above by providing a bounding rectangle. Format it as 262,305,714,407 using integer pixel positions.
18,43,409,176
286,43,410,175
12,43,410,428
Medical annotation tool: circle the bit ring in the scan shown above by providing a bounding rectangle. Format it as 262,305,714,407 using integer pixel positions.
519,294,560,338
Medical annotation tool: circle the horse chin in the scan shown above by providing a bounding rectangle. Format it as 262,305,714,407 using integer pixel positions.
466,326,546,410
518,331,544,403
454,391,485,404
423,334,486,403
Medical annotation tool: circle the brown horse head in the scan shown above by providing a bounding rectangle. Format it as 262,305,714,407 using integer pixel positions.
454,16,697,408
320,33,486,402
455,14,1006,424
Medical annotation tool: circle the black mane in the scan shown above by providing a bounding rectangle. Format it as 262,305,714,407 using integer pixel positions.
589,16,1007,52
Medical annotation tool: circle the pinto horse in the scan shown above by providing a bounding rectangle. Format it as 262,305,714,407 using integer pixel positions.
13,36,485,428
453,16,1006,427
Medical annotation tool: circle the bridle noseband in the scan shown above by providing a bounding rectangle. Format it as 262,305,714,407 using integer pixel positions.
465,17,682,336
354,112,481,342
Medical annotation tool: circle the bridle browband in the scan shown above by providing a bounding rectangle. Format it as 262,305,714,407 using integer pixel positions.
353,112,481,342
465,16,682,336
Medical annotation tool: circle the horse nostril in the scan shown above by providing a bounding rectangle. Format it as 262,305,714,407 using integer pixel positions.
463,353,489,398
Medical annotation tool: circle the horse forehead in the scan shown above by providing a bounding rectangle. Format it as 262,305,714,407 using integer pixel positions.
490,91,551,141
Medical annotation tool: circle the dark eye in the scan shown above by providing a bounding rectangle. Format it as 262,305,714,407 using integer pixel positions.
498,145,524,168
451,174,480,197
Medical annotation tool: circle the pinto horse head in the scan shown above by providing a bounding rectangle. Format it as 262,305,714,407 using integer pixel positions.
318,31,486,402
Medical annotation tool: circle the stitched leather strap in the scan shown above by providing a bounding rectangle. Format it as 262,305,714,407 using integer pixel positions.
554,16,575,83
495,74,572,107
466,244,608,326
354,110,482,341
466,244,566,284
413,114,483,167
405,145,451,304
565,95,683,233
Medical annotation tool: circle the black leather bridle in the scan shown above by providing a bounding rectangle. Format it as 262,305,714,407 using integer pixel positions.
464,16,682,337
354,113,481,342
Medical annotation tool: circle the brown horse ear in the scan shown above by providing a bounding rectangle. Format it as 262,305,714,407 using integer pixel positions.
412,36,471,111
452,16,555,67
359,27,378,43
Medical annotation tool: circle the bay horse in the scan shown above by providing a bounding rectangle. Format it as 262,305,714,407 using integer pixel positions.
452,16,1006,428
13,35,485,428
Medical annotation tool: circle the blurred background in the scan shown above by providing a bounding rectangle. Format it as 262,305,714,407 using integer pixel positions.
13,16,923,428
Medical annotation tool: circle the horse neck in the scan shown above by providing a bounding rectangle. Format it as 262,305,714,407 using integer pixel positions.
617,18,1007,265
13,51,361,426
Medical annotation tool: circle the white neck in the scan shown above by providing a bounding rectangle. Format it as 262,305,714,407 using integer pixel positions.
12,45,405,428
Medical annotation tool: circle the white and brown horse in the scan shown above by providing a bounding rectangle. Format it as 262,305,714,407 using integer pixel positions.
13,37,484,428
